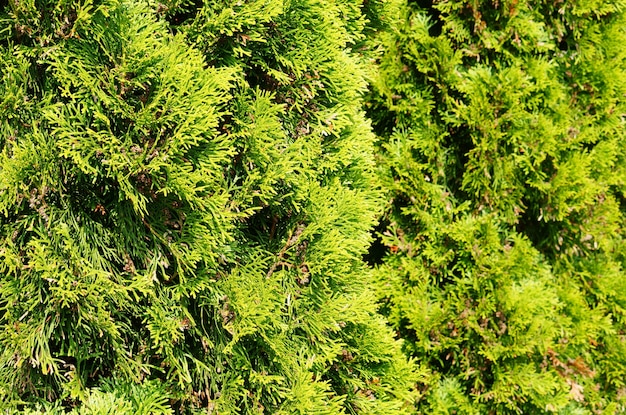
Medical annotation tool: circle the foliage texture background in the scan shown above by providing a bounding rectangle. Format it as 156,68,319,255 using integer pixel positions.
367,0,626,413
0,0,417,413
1,0,626,414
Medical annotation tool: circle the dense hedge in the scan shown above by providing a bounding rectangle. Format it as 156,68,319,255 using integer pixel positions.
368,0,626,413
1,0,626,414
0,1,416,413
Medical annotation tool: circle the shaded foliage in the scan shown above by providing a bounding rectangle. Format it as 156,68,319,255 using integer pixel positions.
367,0,626,413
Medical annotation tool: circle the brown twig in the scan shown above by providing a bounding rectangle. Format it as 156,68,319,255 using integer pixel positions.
266,223,306,278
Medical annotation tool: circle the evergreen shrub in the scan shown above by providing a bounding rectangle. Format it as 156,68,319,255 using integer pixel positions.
0,0,417,413
367,0,626,413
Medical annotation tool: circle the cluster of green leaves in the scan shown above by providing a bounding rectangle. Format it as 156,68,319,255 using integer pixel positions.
0,0,418,413
368,0,626,413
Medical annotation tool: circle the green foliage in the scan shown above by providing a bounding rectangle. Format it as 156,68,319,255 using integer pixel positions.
368,0,626,413
0,0,418,413
4,0,625,412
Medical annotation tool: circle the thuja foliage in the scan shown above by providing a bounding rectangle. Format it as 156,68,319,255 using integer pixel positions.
0,0,418,412
368,0,626,413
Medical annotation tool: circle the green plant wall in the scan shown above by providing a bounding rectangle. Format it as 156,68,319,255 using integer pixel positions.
0,1,418,413
367,0,626,413
3,0,626,413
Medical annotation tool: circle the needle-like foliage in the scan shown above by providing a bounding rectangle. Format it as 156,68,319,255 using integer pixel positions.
367,0,626,413
0,1,418,413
